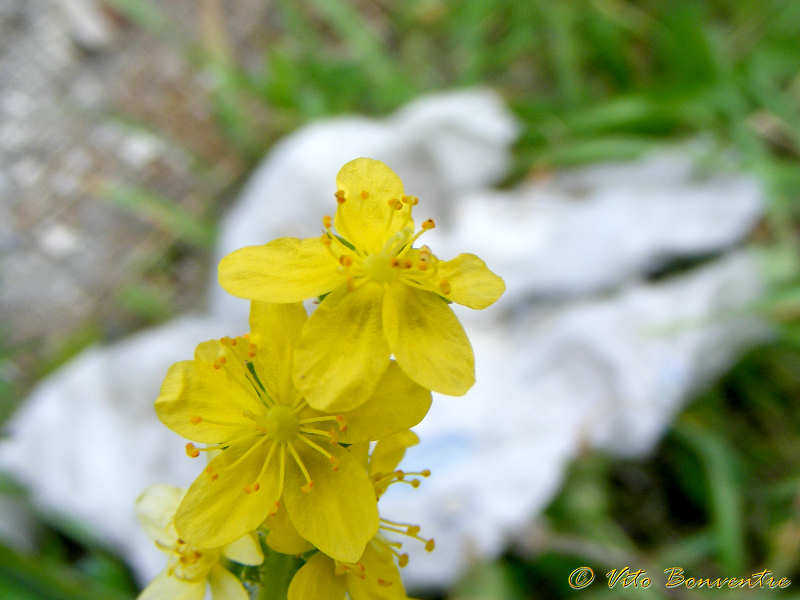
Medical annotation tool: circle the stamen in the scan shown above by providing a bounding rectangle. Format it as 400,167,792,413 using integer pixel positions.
339,255,353,267
321,234,332,246
322,215,332,229
275,445,286,500
287,443,314,493
185,443,200,458
335,190,346,204
298,435,339,471
360,190,369,199
335,415,348,432
299,427,334,438
405,469,431,478
190,416,202,424
402,195,418,206
299,415,342,425
422,218,435,230
439,280,451,295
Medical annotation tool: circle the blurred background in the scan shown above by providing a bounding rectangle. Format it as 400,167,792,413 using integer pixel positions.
1,0,799,598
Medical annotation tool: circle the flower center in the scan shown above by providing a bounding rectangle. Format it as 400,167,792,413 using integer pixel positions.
264,405,299,442
167,538,220,581
362,253,398,284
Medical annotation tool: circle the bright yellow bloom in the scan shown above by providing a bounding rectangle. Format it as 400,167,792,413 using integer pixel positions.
155,302,431,563
136,484,262,600
218,157,505,411
286,431,433,600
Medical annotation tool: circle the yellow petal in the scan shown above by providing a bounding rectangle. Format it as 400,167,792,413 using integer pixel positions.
218,238,344,303
383,283,475,395
294,283,390,412
334,158,408,254
338,362,431,443
346,543,407,600
349,442,370,470
155,358,259,444
264,502,313,555
135,484,183,547
436,253,505,309
249,302,307,403
223,533,264,566
369,431,420,478
175,439,281,549
284,445,378,563
208,564,250,600
288,553,346,600
138,571,206,600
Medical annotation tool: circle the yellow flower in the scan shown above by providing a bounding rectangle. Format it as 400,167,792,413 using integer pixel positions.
218,157,505,411
155,301,431,563
286,431,434,600
136,484,262,600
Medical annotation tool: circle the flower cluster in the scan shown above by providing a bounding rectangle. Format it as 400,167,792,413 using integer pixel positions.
137,158,504,599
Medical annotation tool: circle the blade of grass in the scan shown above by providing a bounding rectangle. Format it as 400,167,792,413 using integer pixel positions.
96,183,215,249
671,420,745,573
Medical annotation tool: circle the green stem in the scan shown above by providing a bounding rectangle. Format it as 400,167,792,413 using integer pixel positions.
255,547,303,600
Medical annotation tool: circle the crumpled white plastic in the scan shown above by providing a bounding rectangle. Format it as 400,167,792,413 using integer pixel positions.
0,89,769,589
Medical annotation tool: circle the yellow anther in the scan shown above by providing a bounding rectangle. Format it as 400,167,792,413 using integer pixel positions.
402,195,418,205
243,484,252,494
377,578,392,587
339,255,353,267
439,280,451,295
253,482,260,492
190,416,202,424
421,469,431,477
410,479,421,488
335,190,346,204
422,218,435,230
213,362,220,370
407,525,420,536
321,234,332,246
390,257,400,268
425,539,435,552
402,259,413,269
322,215,332,229
398,554,409,568
301,480,314,494
218,356,226,364
360,190,369,199
388,198,403,210
269,501,280,516
417,261,429,271
185,443,200,458
335,415,348,432
329,455,340,471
